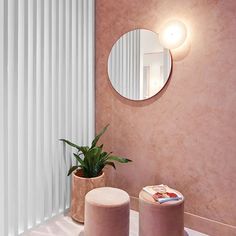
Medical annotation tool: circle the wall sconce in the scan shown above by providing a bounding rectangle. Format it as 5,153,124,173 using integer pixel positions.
159,20,187,49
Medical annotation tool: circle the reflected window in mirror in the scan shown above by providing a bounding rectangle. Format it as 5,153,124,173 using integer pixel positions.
108,29,172,101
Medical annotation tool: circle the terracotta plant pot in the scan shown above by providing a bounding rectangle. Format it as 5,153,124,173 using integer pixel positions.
70,169,105,223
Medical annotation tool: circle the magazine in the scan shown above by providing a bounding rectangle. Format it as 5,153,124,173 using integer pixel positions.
143,184,182,204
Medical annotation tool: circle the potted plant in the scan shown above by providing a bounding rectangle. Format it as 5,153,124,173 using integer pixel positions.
60,124,132,223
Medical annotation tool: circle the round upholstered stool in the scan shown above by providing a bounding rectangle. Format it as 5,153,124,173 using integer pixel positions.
84,187,130,236
139,189,184,236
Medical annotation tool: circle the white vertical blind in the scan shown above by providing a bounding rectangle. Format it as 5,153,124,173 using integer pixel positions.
0,0,95,235
108,30,141,100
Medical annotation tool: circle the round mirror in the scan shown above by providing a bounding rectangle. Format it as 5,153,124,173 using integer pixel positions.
108,29,172,100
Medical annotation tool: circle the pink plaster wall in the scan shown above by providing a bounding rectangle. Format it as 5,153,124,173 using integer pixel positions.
96,0,236,232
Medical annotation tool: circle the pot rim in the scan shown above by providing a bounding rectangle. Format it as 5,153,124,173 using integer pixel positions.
73,169,105,180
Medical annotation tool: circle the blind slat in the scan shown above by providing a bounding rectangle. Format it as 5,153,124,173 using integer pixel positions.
8,0,19,234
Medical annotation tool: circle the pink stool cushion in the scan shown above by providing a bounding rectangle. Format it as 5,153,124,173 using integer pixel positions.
139,189,185,236
84,187,130,236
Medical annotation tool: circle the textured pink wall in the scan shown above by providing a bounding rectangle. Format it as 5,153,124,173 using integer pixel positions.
96,0,236,233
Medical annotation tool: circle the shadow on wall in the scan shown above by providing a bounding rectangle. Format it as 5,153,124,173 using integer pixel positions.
171,39,191,61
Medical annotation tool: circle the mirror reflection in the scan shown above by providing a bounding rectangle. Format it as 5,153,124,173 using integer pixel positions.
108,29,172,100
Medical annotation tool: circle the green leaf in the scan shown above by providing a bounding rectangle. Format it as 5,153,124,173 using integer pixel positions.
105,161,116,169
59,139,82,150
107,155,132,163
61,125,132,178
81,166,90,178
84,147,102,173
73,153,85,166
98,151,112,164
91,124,109,148
80,146,90,155
100,151,108,158
92,166,104,177
67,165,79,176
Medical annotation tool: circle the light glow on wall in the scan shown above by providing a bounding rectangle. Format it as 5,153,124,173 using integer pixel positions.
159,20,187,49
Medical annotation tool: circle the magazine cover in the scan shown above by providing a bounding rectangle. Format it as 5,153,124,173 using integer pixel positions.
143,184,182,204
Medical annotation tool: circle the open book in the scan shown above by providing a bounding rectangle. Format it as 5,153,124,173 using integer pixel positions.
143,184,182,204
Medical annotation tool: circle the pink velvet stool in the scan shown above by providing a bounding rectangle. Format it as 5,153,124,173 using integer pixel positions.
139,189,184,236
84,187,130,236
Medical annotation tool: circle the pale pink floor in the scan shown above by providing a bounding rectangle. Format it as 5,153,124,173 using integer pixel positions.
22,210,208,236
